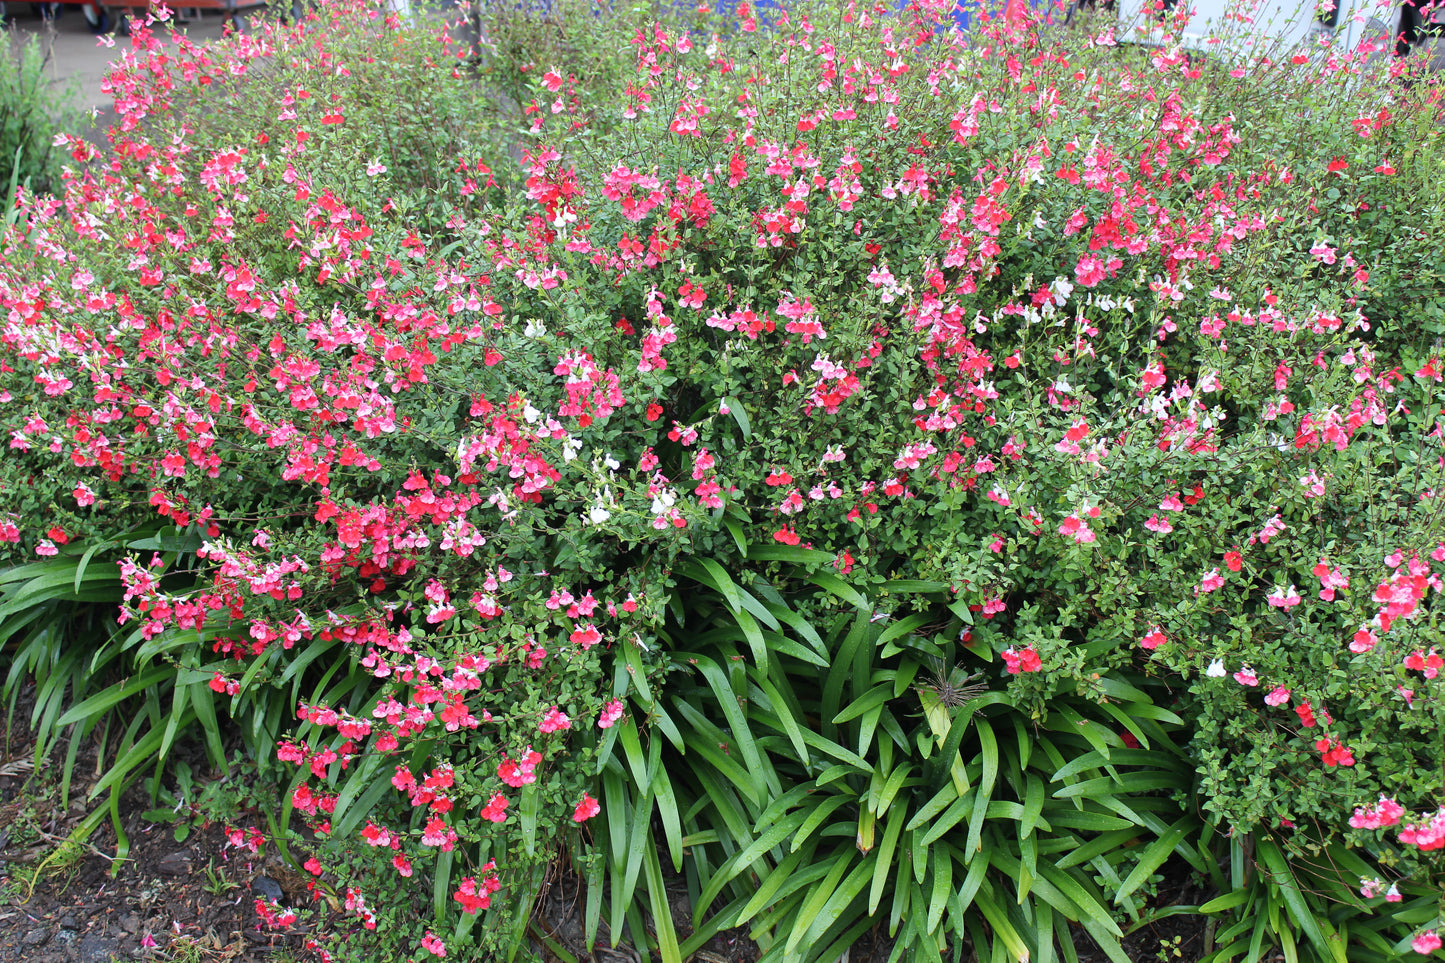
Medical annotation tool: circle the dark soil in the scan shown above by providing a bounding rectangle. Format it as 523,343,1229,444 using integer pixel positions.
0,736,305,963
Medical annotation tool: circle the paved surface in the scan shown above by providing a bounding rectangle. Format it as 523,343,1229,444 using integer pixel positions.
3,5,231,112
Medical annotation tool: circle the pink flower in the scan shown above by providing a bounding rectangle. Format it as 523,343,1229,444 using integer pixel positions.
1058,514,1096,544
1264,686,1291,706
539,707,572,733
573,793,601,822
1144,513,1173,534
597,699,624,729
1411,931,1441,955
1196,568,1225,595
1400,808,1445,851
1139,627,1167,650
479,793,509,823
569,623,602,650
1404,649,1444,679
496,754,537,788
1232,665,1258,686
1350,626,1378,653
454,867,502,914
421,931,447,957
1312,560,1349,601
1001,646,1042,674
1266,585,1303,608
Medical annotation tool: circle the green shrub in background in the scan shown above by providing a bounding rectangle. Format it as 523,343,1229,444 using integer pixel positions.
1,1,1443,961
1,30,81,201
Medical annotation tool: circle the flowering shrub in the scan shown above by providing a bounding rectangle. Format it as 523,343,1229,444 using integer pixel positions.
2,0,1444,958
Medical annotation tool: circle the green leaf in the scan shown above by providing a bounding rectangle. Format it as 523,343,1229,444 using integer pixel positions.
736,847,807,925
926,847,953,935
1038,862,1121,937
790,850,875,955
869,814,906,914
672,701,762,806
1115,817,1192,904
919,789,975,848
1055,828,1140,870
331,752,395,838
752,676,810,765
1258,837,1344,963
696,809,809,916
642,833,683,963
1052,773,1185,799
723,396,751,440
1045,808,1138,833
434,848,454,921
906,782,960,833
791,794,853,853
965,717,998,859
184,680,227,774
880,580,950,595
807,571,870,610
746,544,834,566
832,682,894,725
1199,890,1250,914
873,764,915,818
973,880,1032,963
688,655,765,780
1021,774,1045,838
56,666,173,728
624,634,654,706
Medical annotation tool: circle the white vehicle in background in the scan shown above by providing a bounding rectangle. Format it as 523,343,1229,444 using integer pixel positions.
1068,0,1445,68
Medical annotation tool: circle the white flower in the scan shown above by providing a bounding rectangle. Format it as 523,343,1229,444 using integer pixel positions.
1206,658,1227,678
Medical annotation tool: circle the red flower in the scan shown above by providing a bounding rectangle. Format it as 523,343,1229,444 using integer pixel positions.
1002,646,1042,674
1315,738,1355,767
573,793,601,822
645,402,663,421
1223,551,1243,572
479,792,509,823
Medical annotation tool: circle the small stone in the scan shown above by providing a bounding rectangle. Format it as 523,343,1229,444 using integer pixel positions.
158,851,192,876
58,914,77,929
251,875,283,900
118,914,140,934
21,928,48,947
77,933,122,963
